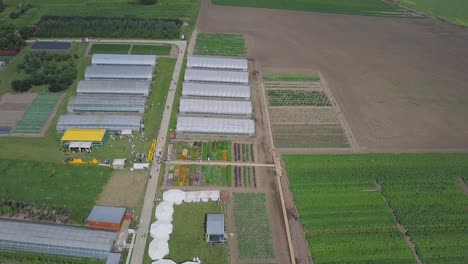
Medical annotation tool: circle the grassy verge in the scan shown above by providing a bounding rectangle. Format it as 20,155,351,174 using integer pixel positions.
131,45,172,56
194,34,246,57
399,0,468,26
284,154,468,263
0,159,112,223
213,0,410,16
89,44,130,55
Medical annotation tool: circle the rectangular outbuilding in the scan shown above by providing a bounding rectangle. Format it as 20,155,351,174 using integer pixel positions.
68,95,147,113
92,54,157,67
180,98,252,117
206,214,226,243
61,128,107,146
77,80,150,97
187,56,248,71
176,116,255,136
85,65,153,81
182,82,250,100
86,206,127,231
0,219,117,259
184,69,249,84
57,114,142,132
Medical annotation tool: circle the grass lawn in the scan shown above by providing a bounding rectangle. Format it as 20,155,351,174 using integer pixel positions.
264,74,320,82
213,0,410,16
167,202,228,263
194,34,246,57
131,45,172,56
399,0,468,26
0,159,112,224
89,44,130,55
233,193,275,260
284,154,468,263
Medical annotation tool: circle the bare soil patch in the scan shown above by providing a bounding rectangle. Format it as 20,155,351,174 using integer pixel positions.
272,124,350,148
0,93,37,131
270,107,338,124
97,170,147,209
198,0,468,152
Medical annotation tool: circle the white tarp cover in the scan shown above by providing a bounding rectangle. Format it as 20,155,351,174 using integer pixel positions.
184,69,249,84
182,82,250,100
163,190,185,205
184,190,220,203
176,116,255,136
133,163,149,170
180,98,252,116
92,54,157,67
150,220,173,240
155,202,174,221
187,56,248,71
148,239,169,260
152,260,176,264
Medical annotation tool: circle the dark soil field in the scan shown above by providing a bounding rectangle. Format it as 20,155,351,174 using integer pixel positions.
198,0,468,152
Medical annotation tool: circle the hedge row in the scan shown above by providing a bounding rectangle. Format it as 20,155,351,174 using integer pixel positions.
34,16,182,39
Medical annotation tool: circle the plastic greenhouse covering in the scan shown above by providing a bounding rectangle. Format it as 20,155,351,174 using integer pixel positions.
85,65,153,81
180,98,252,116
182,82,250,99
176,116,254,135
184,69,249,84
187,56,248,71
68,95,147,113
77,80,150,96
92,54,157,67
57,114,142,132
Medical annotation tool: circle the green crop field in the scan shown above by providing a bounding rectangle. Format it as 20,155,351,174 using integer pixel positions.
233,193,275,260
167,202,228,264
213,0,411,17
284,154,468,263
13,93,62,134
267,90,332,106
89,44,130,55
201,141,232,161
194,34,246,57
131,45,172,56
399,0,468,26
0,159,112,223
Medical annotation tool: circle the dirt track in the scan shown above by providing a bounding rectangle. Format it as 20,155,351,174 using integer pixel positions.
198,0,468,152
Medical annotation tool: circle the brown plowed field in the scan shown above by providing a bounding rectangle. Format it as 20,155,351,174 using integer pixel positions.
198,0,468,152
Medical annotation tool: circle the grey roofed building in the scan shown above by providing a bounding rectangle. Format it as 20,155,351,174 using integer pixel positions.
0,219,117,259
182,82,250,100
206,214,226,243
92,54,157,67
77,80,150,96
87,206,126,224
68,95,147,113
180,98,252,117
85,65,154,81
184,69,249,84
106,253,122,264
187,56,248,71
176,116,255,136
57,114,142,132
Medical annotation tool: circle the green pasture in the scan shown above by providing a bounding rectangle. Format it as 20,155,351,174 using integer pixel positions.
284,154,468,263
194,34,246,57
89,44,130,55
399,0,468,26
0,159,112,223
213,0,411,17
131,45,172,56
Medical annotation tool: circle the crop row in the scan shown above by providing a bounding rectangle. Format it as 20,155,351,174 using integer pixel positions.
267,90,332,106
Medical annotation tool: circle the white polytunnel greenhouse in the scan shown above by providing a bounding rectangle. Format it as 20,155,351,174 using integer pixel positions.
187,56,248,71
77,80,150,97
67,95,147,113
85,65,153,81
184,69,249,84
180,98,252,117
182,82,250,100
92,54,157,67
57,114,142,132
176,116,255,136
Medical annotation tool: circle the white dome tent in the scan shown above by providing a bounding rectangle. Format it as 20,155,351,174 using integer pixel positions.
148,239,170,260
150,220,173,240
155,202,174,222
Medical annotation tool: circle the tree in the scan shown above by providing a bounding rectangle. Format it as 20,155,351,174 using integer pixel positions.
48,81,68,92
11,80,32,92
0,1,6,12
139,0,157,5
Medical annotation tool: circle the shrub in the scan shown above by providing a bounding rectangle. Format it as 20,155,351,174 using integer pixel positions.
9,12,19,19
11,79,32,92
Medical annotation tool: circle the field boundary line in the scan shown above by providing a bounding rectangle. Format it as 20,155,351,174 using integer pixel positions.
318,71,360,152
278,148,353,154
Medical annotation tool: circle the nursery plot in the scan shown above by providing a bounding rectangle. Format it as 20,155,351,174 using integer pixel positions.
272,124,349,148
232,166,256,188
170,141,231,161
269,107,338,124
267,90,332,106
167,165,232,187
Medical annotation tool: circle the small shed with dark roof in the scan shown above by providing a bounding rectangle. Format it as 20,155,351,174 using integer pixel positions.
206,214,226,243
87,206,126,231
